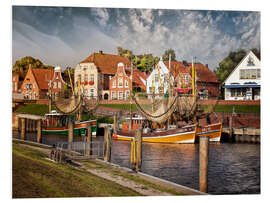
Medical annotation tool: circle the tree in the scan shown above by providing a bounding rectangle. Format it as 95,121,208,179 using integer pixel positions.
162,49,176,61
214,48,260,84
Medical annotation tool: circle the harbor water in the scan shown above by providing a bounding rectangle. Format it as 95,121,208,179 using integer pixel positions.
13,133,260,195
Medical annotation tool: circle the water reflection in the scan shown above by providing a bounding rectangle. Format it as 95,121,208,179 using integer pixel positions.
13,132,260,195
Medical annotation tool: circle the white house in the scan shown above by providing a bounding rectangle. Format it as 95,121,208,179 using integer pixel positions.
146,58,173,96
224,51,260,100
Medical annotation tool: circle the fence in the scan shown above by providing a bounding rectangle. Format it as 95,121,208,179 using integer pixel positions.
56,141,104,159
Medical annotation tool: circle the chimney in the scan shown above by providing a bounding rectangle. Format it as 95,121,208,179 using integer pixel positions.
29,64,32,69
99,50,103,54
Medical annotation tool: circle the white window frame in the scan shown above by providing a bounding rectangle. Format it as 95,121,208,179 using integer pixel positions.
118,78,123,88
125,80,129,88
90,88,94,97
58,82,61,89
53,82,57,89
126,90,130,99
112,80,116,88
118,91,123,100
111,91,116,99
90,74,94,82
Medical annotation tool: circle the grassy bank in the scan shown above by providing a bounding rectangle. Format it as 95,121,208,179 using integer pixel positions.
14,103,51,115
99,104,138,111
12,142,141,198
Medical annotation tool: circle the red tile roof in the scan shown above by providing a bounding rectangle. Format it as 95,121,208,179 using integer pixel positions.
164,61,218,83
80,52,131,75
188,63,219,83
132,70,148,90
32,68,54,90
163,61,190,77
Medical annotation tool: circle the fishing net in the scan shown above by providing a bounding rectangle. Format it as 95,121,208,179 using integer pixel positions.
52,89,82,114
81,95,99,112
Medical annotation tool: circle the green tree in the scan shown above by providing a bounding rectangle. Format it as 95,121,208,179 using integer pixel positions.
162,49,176,61
214,49,247,84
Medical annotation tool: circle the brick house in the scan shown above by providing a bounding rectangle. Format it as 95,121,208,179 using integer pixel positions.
74,51,130,100
20,65,66,100
109,62,132,100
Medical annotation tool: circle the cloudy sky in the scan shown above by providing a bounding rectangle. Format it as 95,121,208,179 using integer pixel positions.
12,6,260,70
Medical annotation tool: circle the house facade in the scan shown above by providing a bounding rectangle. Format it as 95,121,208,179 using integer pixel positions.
146,58,172,96
109,62,132,100
74,51,130,100
224,51,260,100
20,65,66,100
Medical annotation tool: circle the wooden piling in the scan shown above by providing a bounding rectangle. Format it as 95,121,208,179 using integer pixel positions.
37,119,42,143
229,116,233,142
68,121,73,143
104,126,111,162
86,123,92,156
199,136,209,193
113,115,117,132
21,118,25,140
135,129,142,172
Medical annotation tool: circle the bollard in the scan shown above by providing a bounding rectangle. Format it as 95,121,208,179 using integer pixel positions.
104,126,111,162
199,136,209,193
21,118,25,140
36,119,42,143
135,129,142,172
86,123,92,156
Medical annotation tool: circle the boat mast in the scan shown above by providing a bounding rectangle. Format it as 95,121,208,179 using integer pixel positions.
129,56,134,133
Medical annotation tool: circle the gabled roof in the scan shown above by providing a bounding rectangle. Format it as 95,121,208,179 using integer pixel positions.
80,51,131,75
132,70,148,90
223,50,260,84
32,68,54,90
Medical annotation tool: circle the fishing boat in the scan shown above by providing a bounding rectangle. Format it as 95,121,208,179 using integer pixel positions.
112,115,196,144
42,110,97,136
196,122,223,142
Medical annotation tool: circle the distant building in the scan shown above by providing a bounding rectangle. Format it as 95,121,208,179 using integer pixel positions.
146,58,219,99
109,62,132,100
20,65,66,100
224,51,260,100
74,51,130,100
146,58,173,96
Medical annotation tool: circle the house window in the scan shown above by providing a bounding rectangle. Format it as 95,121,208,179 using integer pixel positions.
90,88,94,97
231,89,236,97
155,74,159,82
84,74,88,82
90,74,94,81
118,78,123,88
126,90,130,99
84,89,88,96
149,87,152,93
111,91,116,99
28,84,32,90
34,92,37,99
257,69,260,79
58,82,61,89
119,91,123,100
112,80,116,88
125,80,129,88
33,82,35,89
15,82,17,91
185,75,189,83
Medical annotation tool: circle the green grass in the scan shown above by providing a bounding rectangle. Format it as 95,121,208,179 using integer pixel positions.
99,104,138,111
213,104,260,114
12,142,141,198
14,103,52,115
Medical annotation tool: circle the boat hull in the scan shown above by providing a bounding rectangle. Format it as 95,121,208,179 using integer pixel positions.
112,126,196,144
42,120,97,136
196,123,223,142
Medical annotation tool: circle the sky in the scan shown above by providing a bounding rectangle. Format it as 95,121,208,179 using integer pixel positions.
12,6,260,71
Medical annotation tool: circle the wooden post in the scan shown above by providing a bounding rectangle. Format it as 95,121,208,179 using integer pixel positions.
113,115,117,132
86,123,92,156
104,126,111,162
135,129,142,172
37,119,42,143
229,116,233,142
21,118,25,140
199,136,209,193
68,121,73,143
